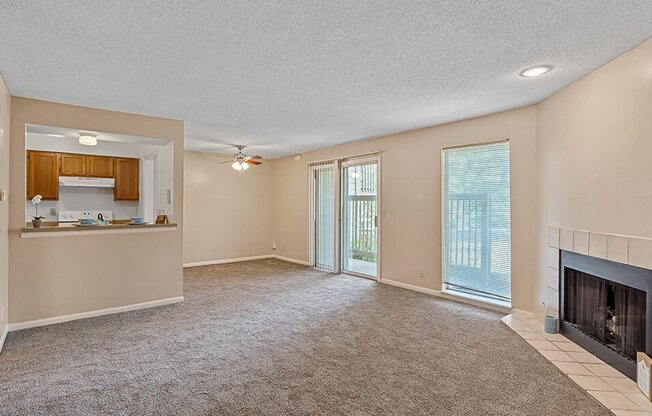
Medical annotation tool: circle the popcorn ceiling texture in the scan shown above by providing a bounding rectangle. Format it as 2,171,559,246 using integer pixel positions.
0,1,651,157
0,259,611,415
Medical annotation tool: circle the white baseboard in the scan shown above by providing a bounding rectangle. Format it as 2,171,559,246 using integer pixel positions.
183,255,274,267
273,255,310,266
0,324,7,353
183,254,310,268
8,296,184,332
380,279,511,313
381,279,442,296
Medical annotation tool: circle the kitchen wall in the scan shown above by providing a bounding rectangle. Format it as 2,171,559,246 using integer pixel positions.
272,106,538,312
0,73,10,349
535,39,652,317
183,151,274,265
8,97,184,325
25,133,174,221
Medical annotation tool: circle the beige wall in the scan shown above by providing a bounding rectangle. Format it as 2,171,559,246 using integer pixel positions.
535,39,652,316
183,151,274,264
0,74,10,339
8,97,184,324
272,107,538,311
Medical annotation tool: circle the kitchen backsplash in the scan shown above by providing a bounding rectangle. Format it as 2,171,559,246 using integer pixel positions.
26,187,139,221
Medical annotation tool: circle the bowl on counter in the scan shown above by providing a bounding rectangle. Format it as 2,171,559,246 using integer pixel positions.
129,217,146,225
79,218,95,226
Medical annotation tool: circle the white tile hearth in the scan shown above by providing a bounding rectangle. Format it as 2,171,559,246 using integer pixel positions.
552,341,586,352
502,312,652,415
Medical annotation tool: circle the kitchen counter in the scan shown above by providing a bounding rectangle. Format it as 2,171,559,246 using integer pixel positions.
20,222,177,238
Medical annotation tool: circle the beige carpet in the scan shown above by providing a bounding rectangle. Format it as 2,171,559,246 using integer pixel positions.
1,259,610,415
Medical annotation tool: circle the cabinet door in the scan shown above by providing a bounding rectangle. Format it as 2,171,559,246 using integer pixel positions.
87,155,114,178
114,158,139,200
59,153,87,176
27,151,59,200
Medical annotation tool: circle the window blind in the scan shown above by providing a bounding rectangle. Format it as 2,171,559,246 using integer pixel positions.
315,166,335,271
442,141,511,301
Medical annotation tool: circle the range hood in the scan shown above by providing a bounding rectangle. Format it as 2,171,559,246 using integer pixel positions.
59,176,115,188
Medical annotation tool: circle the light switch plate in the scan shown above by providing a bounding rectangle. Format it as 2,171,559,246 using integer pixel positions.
0,189,7,202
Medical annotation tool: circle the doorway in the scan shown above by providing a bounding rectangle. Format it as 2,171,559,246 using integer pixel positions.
310,156,381,280
141,153,158,224
341,159,379,279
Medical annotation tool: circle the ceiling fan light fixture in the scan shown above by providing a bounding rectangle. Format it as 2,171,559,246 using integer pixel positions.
232,161,243,171
79,133,97,146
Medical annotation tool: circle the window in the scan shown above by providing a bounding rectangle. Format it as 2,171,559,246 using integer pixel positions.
442,141,511,303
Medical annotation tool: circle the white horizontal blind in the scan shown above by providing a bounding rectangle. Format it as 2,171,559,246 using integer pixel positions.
442,142,511,301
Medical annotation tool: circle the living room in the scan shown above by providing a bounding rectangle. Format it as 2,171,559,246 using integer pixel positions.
1,2,651,415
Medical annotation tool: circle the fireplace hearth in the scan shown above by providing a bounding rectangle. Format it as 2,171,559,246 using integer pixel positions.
560,250,652,380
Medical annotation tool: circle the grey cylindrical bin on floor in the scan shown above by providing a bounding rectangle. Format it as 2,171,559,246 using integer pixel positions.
544,315,559,334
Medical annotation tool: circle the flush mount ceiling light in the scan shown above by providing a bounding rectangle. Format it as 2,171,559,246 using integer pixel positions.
520,65,553,77
47,133,65,138
79,133,97,146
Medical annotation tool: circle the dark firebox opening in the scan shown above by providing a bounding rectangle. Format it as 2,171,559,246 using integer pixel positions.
564,268,646,361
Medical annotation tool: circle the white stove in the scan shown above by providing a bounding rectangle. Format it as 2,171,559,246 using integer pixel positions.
58,210,114,223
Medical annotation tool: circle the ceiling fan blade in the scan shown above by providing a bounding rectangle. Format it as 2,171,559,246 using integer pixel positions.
246,159,262,165
219,160,234,164
249,155,263,160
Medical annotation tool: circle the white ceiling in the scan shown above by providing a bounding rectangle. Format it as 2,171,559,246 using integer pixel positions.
1,2,651,158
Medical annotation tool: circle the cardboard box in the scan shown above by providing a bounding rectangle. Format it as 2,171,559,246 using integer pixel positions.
637,352,652,401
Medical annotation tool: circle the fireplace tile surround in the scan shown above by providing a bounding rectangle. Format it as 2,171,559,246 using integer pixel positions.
546,226,652,320
522,226,652,414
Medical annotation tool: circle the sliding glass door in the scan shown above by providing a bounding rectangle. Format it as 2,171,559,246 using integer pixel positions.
341,160,378,278
313,164,336,271
442,141,511,303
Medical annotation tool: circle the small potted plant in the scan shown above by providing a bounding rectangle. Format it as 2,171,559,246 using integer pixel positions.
31,194,44,228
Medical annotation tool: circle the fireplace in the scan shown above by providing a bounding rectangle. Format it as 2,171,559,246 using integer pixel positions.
560,250,652,380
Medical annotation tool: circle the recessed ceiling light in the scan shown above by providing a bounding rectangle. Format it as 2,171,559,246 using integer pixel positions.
520,65,553,77
47,134,65,138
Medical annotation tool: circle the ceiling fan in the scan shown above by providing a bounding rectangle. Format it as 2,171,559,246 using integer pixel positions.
218,145,263,172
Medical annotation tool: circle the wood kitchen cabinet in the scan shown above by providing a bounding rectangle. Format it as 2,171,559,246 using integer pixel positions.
87,155,114,178
114,157,139,200
59,153,87,176
27,151,59,200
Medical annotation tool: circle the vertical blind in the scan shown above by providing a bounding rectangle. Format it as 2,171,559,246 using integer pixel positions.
442,141,511,301
314,166,335,271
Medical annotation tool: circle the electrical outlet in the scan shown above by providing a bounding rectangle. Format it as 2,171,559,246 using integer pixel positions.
0,189,6,202
418,269,424,278
272,242,277,250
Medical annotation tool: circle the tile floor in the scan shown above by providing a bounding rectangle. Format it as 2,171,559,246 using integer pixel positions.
502,311,652,416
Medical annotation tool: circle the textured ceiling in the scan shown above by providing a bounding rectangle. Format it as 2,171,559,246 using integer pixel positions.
1,1,651,158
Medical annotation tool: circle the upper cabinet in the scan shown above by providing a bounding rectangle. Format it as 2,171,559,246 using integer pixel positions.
114,158,139,201
26,151,139,201
27,151,59,200
59,153,87,176
87,155,114,178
